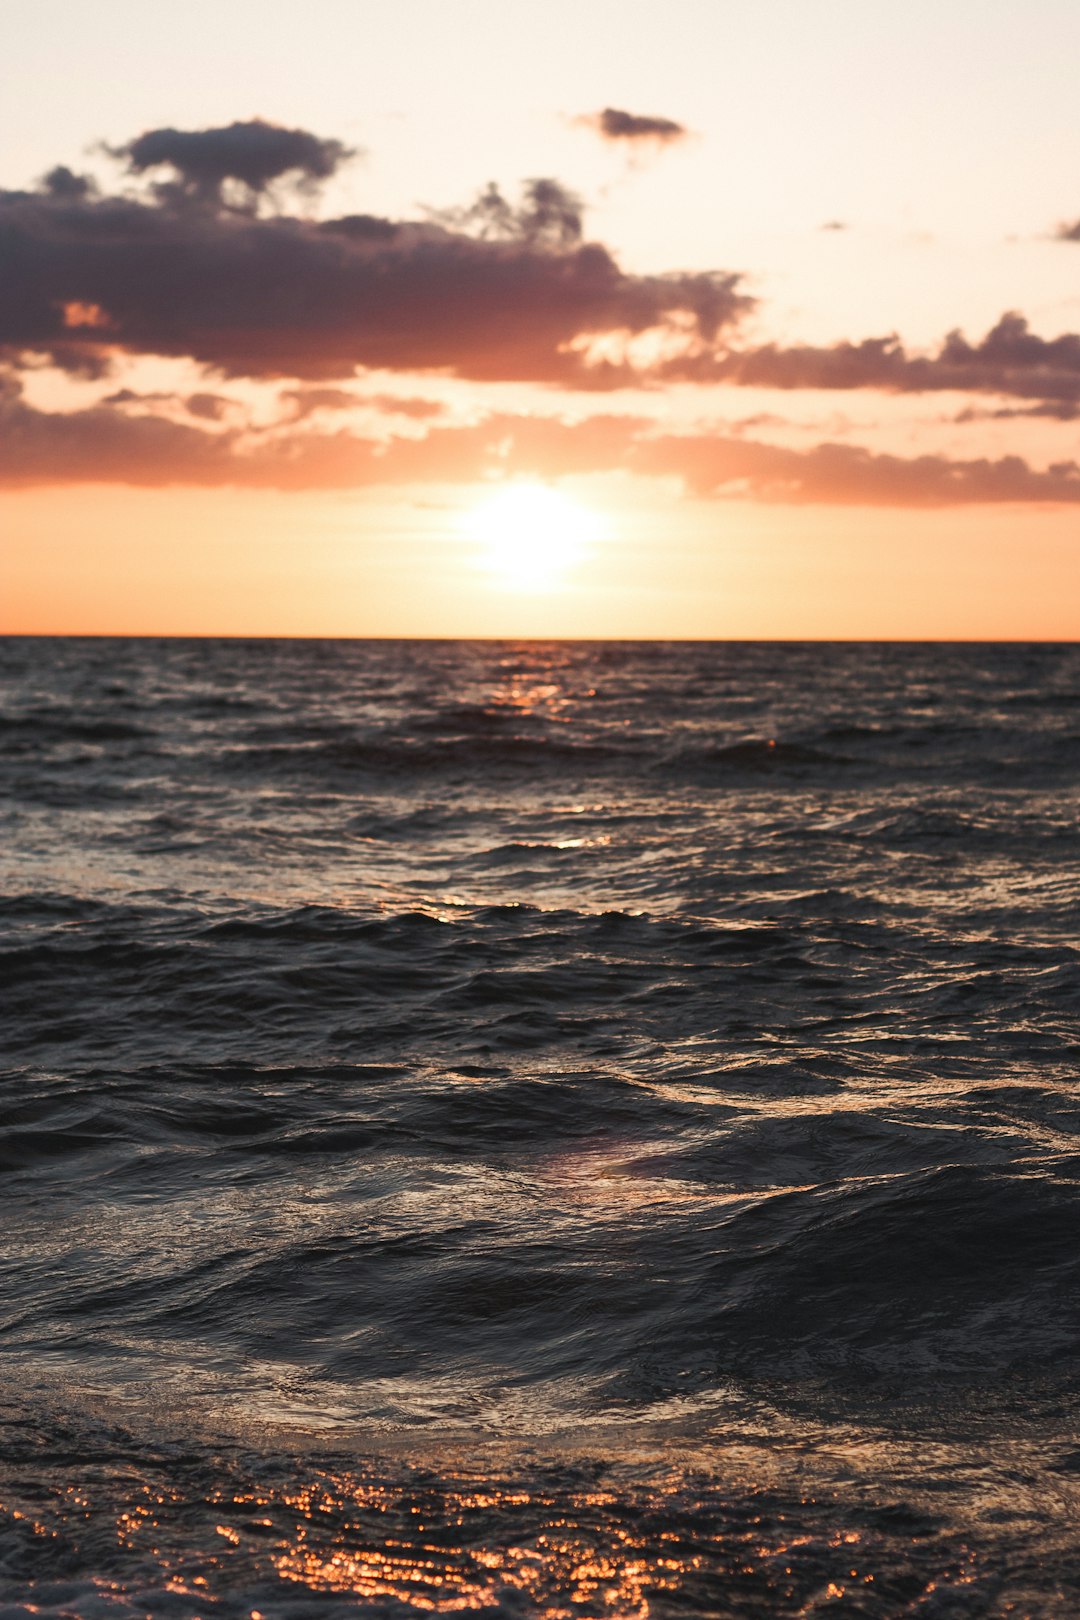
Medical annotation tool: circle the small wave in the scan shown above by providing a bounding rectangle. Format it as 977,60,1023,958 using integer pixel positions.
664,737,850,775
0,711,149,744
216,733,630,779
694,1162,1080,1382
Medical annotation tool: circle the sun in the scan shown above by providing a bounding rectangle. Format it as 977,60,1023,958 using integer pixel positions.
464,482,602,590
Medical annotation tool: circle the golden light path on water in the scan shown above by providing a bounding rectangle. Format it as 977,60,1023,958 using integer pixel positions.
7,1426,1052,1616
58,1466,912,1615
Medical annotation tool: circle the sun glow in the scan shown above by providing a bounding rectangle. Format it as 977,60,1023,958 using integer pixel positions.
464,482,602,591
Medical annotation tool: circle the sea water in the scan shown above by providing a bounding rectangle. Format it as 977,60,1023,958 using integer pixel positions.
2,637,1079,1615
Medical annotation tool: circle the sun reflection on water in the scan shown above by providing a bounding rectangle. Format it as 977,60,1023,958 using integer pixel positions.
1,1454,993,1618
263,1477,713,1617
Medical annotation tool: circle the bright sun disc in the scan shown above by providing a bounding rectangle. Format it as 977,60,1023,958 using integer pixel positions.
465,482,601,590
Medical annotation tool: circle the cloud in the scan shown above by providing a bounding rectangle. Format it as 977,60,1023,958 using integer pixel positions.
581,108,688,145
16,123,1075,407
279,387,447,420
668,312,1080,404
429,178,584,247
185,392,233,420
0,129,748,385
102,387,175,407
3,378,1078,506
954,399,1080,422
40,166,97,201
0,370,641,489
0,383,255,486
370,394,446,420
100,387,235,419
112,119,356,207
635,433,1080,505
280,386,364,419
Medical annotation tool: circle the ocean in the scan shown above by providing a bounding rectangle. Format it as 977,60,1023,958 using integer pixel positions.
1,636,1079,1616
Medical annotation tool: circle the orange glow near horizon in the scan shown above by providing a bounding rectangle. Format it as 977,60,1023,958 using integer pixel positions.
3,482,1080,641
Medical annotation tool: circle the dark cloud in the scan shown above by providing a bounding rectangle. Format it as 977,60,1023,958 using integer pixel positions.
20,123,1073,406
3,384,1078,507
113,119,355,207
668,312,1080,404
1054,219,1080,242
583,108,688,144
40,166,97,201
431,178,584,248
0,136,748,384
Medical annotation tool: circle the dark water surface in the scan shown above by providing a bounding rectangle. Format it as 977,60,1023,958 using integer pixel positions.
2,637,1079,1615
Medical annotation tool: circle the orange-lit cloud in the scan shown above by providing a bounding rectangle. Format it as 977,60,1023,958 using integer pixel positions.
636,433,1080,505
5,380,1080,506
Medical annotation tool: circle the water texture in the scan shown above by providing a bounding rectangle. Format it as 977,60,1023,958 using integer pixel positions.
1,637,1079,1615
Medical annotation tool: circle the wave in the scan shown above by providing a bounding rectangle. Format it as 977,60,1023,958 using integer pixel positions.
216,732,632,779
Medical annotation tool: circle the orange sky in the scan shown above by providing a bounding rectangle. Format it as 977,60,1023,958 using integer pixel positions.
3,0,1080,637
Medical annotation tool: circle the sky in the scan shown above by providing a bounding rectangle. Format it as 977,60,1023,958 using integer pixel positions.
3,0,1080,637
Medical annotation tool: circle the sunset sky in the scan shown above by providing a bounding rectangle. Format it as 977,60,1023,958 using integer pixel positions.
4,0,1080,637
